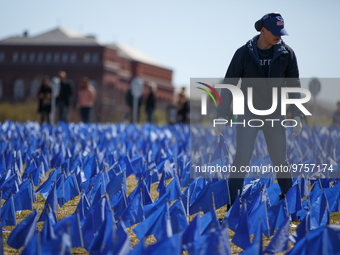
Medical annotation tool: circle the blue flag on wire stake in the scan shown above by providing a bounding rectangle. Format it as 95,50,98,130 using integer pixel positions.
231,202,251,250
7,209,38,249
38,181,58,222
1,193,16,227
264,217,290,254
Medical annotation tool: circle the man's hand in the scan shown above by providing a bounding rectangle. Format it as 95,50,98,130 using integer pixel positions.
292,116,302,137
214,117,226,137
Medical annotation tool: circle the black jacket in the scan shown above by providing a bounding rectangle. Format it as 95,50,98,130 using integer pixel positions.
57,81,72,106
216,35,303,120
146,91,156,110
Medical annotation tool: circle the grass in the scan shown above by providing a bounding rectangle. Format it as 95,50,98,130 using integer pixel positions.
0,102,169,125
2,171,339,254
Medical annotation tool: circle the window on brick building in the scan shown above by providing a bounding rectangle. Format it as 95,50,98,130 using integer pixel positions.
92,53,99,63
54,52,60,63
29,52,35,62
45,52,52,63
62,52,68,63
21,52,27,62
0,52,4,62
83,52,90,63
30,79,40,96
37,52,43,63
13,52,19,62
70,52,77,63
13,79,25,100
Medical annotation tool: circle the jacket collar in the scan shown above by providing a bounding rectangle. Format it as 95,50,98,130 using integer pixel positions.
247,35,288,61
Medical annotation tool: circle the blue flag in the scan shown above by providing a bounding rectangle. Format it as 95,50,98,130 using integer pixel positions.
170,199,188,234
7,209,38,249
286,184,302,214
110,189,128,218
121,192,144,228
190,179,229,214
1,194,16,227
157,175,166,198
81,196,112,249
100,221,131,255
264,217,290,254
51,152,63,168
106,168,124,199
38,181,58,222
87,212,114,253
13,179,35,211
82,155,97,180
54,211,84,248
189,226,231,255
146,232,182,255
289,211,310,244
310,191,329,229
57,173,80,207
325,225,340,255
241,218,262,255
223,193,240,232
266,199,289,236
231,202,251,250
128,178,153,206
133,202,171,241
200,208,220,235
36,170,62,199
323,185,340,213
166,177,182,203
0,173,19,200
182,214,200,250
41,205,57,243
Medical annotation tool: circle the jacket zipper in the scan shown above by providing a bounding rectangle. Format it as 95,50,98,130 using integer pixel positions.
249,44,283,97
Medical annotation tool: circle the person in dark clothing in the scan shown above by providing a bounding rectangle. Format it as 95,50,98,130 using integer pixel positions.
124,86,142,123
215,13,303,205
37,76,52,124
177,88,189,124
145,83,157,123
56,70,72,123
333,101,340,127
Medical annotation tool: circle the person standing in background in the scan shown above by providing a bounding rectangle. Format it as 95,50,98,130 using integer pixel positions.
177,87,189,123
145,82,157,123
56,70,72,123
37,76,52,124
124,82,142,123
333,101,340,127
77,77,96,123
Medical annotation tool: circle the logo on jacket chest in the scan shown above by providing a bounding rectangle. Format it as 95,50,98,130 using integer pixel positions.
259,59,271,66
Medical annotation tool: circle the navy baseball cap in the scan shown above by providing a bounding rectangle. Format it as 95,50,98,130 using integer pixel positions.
263,14,288,36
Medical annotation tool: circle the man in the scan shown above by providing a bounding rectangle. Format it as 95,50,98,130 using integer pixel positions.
56,71,72,123
145,82,157,123
333,101,340,127
215,13,303,205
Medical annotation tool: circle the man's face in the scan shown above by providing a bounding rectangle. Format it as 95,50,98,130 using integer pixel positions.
337,103,340,111
262,28,281,46
58,72,66,81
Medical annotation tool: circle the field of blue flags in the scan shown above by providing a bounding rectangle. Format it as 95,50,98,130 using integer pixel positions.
0,120,339,254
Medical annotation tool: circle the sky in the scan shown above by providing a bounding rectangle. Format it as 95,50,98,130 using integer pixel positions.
0,0,339,105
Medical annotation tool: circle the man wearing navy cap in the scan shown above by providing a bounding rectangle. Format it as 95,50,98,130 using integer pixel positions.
215,13,303,205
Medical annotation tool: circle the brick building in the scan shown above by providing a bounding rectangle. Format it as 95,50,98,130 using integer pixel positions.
0,28,174,122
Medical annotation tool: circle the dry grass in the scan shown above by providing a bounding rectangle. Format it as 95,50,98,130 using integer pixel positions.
2,174,339,254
